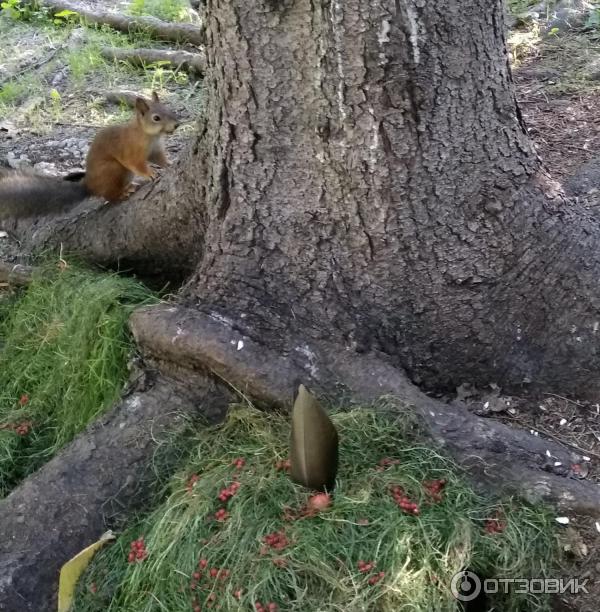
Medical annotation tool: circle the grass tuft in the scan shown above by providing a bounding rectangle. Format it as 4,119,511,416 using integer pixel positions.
0,261,156,498
128,0,190,23
74,403,558,611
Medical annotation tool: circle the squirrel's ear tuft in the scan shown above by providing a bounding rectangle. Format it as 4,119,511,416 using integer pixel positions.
152,91,160,102
135,97,150,115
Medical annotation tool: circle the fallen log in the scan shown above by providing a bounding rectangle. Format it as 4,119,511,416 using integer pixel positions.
101,47,206,75
103,89,140,108
34,0,204,46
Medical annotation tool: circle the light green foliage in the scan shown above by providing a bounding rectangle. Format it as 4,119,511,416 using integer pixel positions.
0,0,37,21
52,8,79,27
0,262,157,498
0,79,28,105
49,87,62,119
67,43,106,83
74,405,558,612
147,60,189,90
0,0,77,24
585,8,600,28
129,0,189,23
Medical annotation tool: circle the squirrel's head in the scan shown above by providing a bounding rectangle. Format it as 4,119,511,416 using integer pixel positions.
135,92,180,136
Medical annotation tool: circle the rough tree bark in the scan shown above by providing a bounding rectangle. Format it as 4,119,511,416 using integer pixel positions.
184,0,600,398
3,1,600,607
9,0,600,396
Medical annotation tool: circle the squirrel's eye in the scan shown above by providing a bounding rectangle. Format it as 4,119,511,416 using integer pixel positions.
152,114,161,122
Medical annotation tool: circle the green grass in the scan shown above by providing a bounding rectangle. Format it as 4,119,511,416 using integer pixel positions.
507,0,552,15
65,26,137,85
74,404,558,612
0,261,157,498
0,73,43,108
129,0,190,23
0,79,29,105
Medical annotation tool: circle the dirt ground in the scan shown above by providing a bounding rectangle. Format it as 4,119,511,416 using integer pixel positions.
2,3,600,611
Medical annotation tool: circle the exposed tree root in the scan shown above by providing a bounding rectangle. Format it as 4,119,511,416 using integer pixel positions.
103,89,141,108
1,301,597,610
34,0,204,46
1,161,202,282
0,260,32,286
0,375,231,612
130,304,600,515
101,47,206,75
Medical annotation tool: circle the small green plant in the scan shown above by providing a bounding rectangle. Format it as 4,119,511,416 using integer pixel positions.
128,0,188,22
67,44,107,83
49,87,62,119
52,7,78,26
1,0,24,20
0,80,28,106
146,60,189,90
0,0,42,21
585,8,600,29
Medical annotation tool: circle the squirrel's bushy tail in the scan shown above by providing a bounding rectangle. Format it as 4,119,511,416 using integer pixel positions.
0,168,89,220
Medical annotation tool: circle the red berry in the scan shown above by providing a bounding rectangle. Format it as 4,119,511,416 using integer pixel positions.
199,559,208,568
210,568,218,578
193,572,201,580
128,552,135,563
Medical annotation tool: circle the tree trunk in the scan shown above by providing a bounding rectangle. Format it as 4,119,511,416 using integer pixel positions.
5,0,598,508
8,1,599,395
4,2,600,606
172,0,600,398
